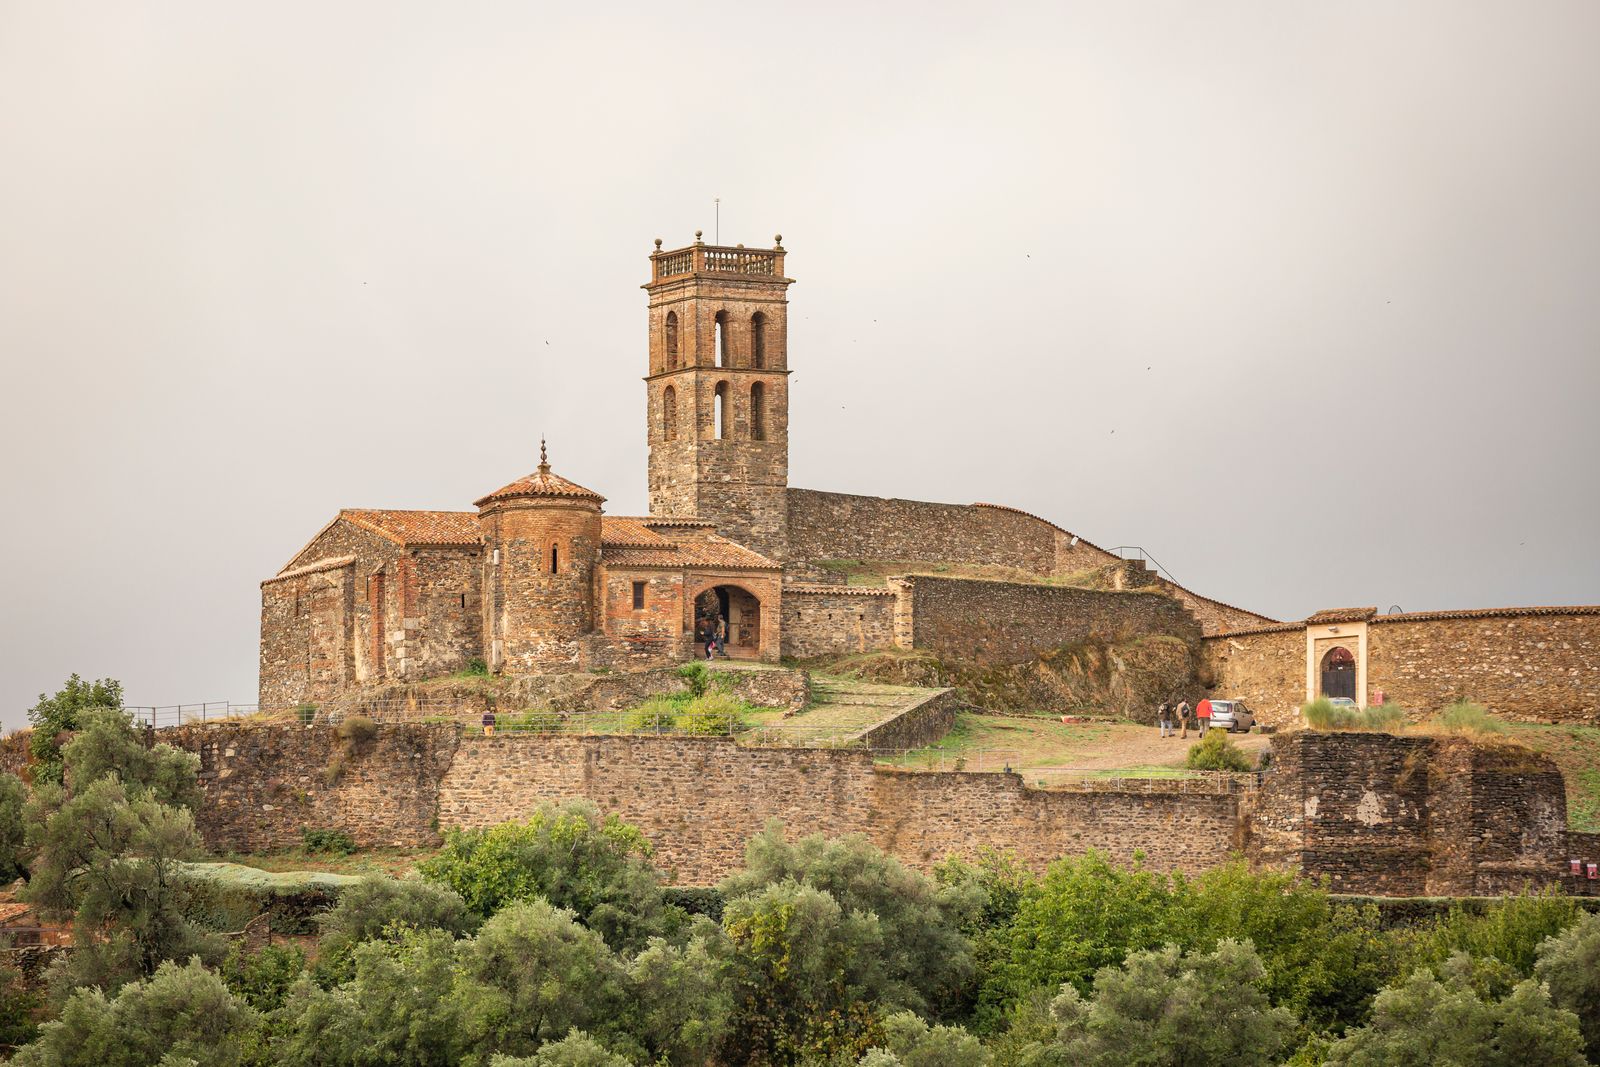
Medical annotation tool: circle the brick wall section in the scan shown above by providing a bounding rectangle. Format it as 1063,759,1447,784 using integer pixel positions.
901,576,1201,668
780,587,897,658
785,489,1117,576
1246,732,1572,895
167,722,459,853
433,734,1239,882
1201,627,1306,727
850,688,960,751
1367,612,1600,721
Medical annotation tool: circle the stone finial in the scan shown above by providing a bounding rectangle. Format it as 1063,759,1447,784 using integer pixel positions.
774,234,783,247
694,229,704,242
653,238,662,249
539,436,550,473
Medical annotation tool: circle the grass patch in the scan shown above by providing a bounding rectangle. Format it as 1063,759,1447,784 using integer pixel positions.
1301,697,1405,732
809,558,1128,590
1503,723,1600,832
1430,700,1504,736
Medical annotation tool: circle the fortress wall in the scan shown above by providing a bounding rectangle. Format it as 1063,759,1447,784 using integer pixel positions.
851,688,961,751
1366,611,1600,721
434,733,1238,883
781,588,897,658
786,489,1117,574
168,722,460,853
901,576,1201,668
1201,627,1305,727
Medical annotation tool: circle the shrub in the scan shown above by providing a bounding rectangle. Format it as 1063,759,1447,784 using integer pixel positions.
301,827,357,855
1302,698,1405,732
295,703,317,725
313,875,478,984
675,661,711,697
675,690,749,735
1535,911,1600,1063
1435,700,1504,735
627,695,684,732
335,715,378,745
1185,731,1255,772
458,657,490,678
26,674,124,786
499,709,562,732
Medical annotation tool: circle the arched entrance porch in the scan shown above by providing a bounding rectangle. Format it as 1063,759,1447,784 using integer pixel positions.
1320,645,1357,701
693,584,764,659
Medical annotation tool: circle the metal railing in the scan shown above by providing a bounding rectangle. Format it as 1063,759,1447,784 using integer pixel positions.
1108,546,1183,587
123,703,263,729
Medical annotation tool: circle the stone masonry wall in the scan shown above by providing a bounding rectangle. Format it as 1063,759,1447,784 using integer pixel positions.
168,722,459,853
781,587,898,659
1367,611,1600,721
850,688,960,752
259,559,356,709
902,576,1202,668
434,734,1239,882
1201,627,1306,727
786,489,1117,577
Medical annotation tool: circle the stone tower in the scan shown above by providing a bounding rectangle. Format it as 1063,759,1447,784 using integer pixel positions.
474,441,604,672
644,234,793,560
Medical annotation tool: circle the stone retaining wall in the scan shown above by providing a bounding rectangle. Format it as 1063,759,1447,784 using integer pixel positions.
849,688,960,751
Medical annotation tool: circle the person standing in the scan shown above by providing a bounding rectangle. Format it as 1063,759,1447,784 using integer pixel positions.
482,709,496,737
1196,698,1212,738
1157,700,1173,739
1177,699,1192,739
716,614,729,658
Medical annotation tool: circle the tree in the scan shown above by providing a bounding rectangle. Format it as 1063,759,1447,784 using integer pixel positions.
1534,912,1600,1064
313,875,478,984
720,880,887,1066
419,801,679,950
857,1011,991,1067
721,824,980,1018
10,958,258,1067
451,899,634,1064
1044,939,1296,1067
26,675,123,786
59,706,200,810
0,960,41,1056
626,923,734,1065
983,850,1172,1021
488,1031,638,1066
22,777,216,994
277,928,466,1067
0,771,30,882
1325,955,1586,1067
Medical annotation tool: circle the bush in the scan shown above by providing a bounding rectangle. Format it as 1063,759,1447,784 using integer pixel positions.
1302,698,1405,732
1435,700,1504,735
1185,731,1255,772
627,695,684,732
295,703,317,725
458,657,490,678
499,709,562,732
313,875,477,984
301,827,357,855
1535,911,1600,1063
675,661,710,697
335,715,378,745
26,674,124,786
675,690,749,735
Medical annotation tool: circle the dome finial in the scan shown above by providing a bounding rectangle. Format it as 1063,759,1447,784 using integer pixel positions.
539,436,549,473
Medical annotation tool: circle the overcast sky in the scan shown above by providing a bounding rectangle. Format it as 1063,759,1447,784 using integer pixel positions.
2,2,1597,731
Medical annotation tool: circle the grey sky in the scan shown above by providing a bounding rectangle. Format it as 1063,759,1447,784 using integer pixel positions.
2,2,1597,731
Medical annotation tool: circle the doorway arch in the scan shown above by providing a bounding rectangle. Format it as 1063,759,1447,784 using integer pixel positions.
693,584,763,659
1319,645,1357,701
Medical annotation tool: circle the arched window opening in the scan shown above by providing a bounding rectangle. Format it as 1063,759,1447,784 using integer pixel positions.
714,311,730,368
714,381,729,439
1319,645,1356,701
662,385,678,441
751,382,766,441
550,543,560,574
751,312,767,369
664,311,680,370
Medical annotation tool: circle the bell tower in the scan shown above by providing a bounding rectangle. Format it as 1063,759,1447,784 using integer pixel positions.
644,233,793,560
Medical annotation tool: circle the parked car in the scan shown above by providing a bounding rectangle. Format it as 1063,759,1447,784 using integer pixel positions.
1327,697,1359,710
1206,699,1255,733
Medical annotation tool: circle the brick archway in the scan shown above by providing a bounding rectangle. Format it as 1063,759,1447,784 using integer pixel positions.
686,579,776,660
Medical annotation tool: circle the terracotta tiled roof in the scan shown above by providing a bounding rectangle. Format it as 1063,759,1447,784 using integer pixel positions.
601,517,675,549
265,555,356,586
341,509,481,546
603,533,781,571
1371,605,1600,625
0,902,31,924
640,516,718,529
1305,607,1379,625
474,463,604,507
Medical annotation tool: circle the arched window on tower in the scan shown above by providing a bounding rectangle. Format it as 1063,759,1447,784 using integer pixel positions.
751,381,766,441
662,385,677,441
714,381,729,439
550,542,560,574
751,311,767,369
664,311,679,370
714,311,730,368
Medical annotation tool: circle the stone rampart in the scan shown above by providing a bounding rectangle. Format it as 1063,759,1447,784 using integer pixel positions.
780,586,897,659
850,688,960,751
899,576,1201,668
786,489,1115,576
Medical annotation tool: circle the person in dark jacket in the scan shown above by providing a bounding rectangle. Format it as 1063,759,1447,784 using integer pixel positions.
1157,701,1174,739
482,709,495,737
